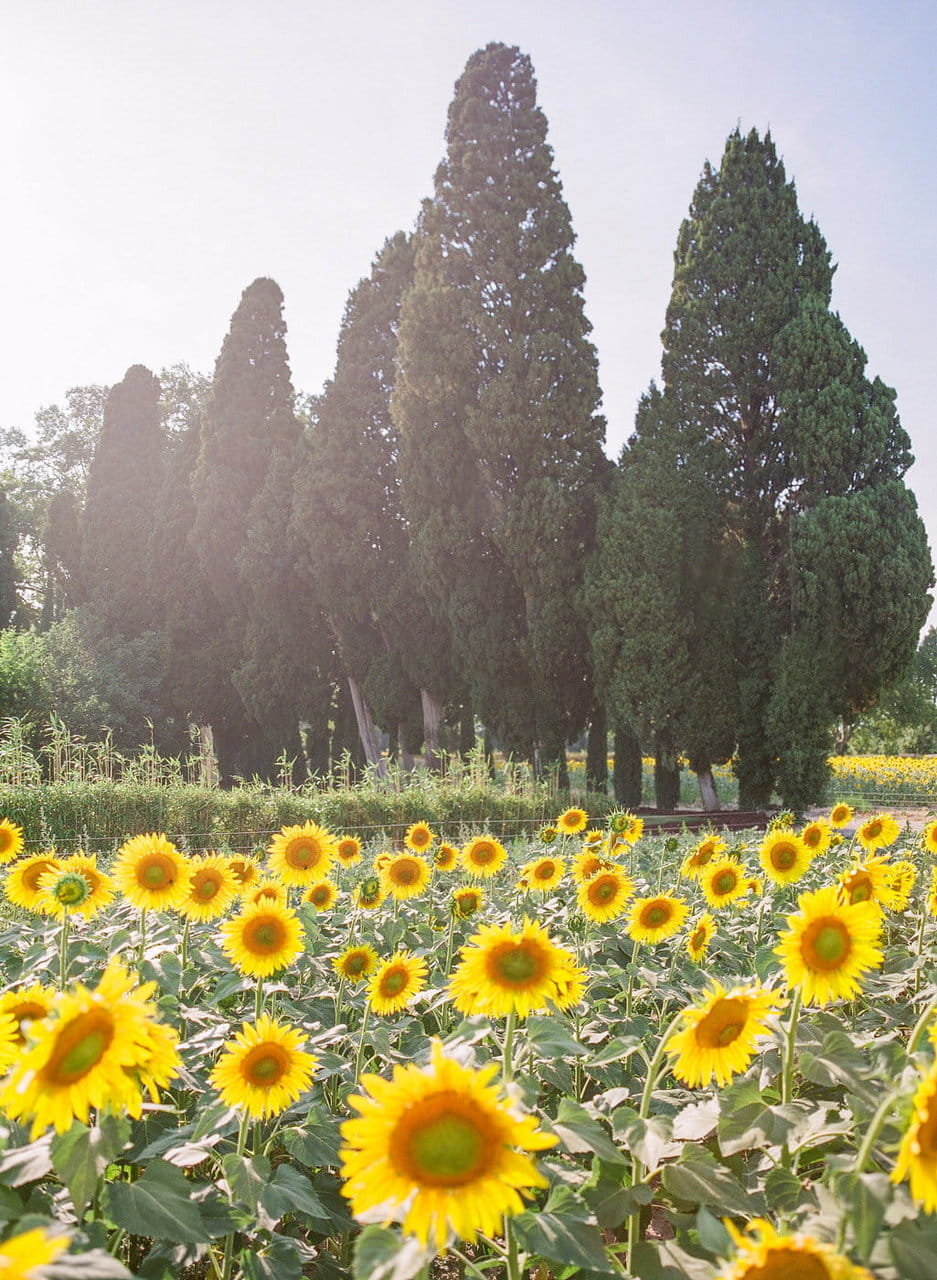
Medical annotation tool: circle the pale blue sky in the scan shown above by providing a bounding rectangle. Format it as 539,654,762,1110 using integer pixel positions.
3,0,935,619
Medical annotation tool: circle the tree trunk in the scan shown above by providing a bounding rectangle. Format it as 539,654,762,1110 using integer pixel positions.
347,675,387,780
197,724,218,788
421,689,443,774
612,726,642,808
654,732,680,810
585,705,608,794
332,680,365,780
459,704,476,759
696,766,720,811
397,724,414,775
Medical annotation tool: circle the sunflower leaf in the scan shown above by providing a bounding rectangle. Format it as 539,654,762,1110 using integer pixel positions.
103,1159,209,1243
512,1209,617,1274
352,1225,435,1280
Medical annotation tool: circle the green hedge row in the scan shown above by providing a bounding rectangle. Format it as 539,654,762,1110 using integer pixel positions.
0,781,620,854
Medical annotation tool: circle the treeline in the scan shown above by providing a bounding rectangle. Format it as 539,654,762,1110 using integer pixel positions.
0,43,931,811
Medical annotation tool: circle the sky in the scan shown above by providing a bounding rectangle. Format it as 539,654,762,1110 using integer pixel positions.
3,0,936,617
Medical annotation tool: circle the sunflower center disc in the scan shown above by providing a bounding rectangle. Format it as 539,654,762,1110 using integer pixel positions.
55,874,90,906
811,922,850,967
714,873,736,895
593,880,616,903
250,923,282,951
644,906,669,927
49,1014,114,1083
406,1110,486,1185
246,1050,285,1084
143,857,174,887
382,969,408,996
772,846,796,870
495,946,539,984
849,880,872,903
753,1247,831,1280
196,877,219,899
288,842,316,868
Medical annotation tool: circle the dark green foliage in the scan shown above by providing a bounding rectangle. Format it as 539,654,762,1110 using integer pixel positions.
850,627,937,753
0,487,20,630
584,705,608,794
0,630,53,722
612,726,642,808
80,365,163,637
394,43,607,765
648,127,932,808
41,489,83,625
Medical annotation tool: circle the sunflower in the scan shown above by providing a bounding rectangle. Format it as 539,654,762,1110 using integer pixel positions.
60,853,116,918
538,825,558,844
0,1226,71,1277
837,855,897,910
434,843,459,871
381,853,431,901
667,981,783,1088
571,849,611,884
373,851,393,873
267,822,337,885
0,817,24,864
892,1061,937,1212
521,856,565,892
774,885,883,1006
829,802,854,829
0,982,56,1043
218,902,305,978
577,867,634,923
355,876,385,910
582,828,605,847
37,869,93,919
758,829,812,887
404,821,436,853
625,895,689,944
856,812,901,852
209,1014,317,1118
800,818,832,857
333,944,379,984
4,852,62,913
922,819,937,856
556,808,588,836
368,952,428,1016
178,853,239,921
717,1218,873,1280
303,879,339,911
928,866,937,918
680,834,728,880
0,959,180,1138
700,857,749,909
886,859,917,911
227,855,261,889
449,918,584,1020
461,835,507,879
685,913,716,963
453,886,484,918
112,833,190,911
335,835,363,866
246,878,288,908
340,1038,557,1250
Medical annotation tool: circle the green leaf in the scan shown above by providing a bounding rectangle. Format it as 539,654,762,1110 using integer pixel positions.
265,1165,331,1226
352,1225,434,1280
239,1236,303,1280
631,1238,715,1280
51,1118,131,1216
672,1098,720,1141
695,1206,731,1256
282,1112,342,1167
889,1215,937,1279
524,1015,588,1060
512,1209,616,1274
46,1252,135,1279
552,1099,628,1166
0,1136,53,1187
661,1149,761,1217
104,1160,209,1243
835,1172,891,1262
763,1165,807,1216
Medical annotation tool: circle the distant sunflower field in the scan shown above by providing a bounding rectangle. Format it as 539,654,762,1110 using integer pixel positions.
0,803,935,1279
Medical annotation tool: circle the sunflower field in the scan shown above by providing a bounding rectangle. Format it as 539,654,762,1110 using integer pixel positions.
0,804,935,1279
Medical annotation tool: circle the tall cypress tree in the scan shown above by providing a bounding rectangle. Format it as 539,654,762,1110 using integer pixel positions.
657,128,932,807
188,279,301,778
394,43,607,772
79,365,163,637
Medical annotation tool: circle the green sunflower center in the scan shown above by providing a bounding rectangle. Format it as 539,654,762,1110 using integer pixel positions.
195,874,220,900
491,942,542,986
642,905,670,928
771,844,797,870
243,1045,288,1086
381,968,408,997
713,871,737,895
807,920,851,969
398,1098,492,1187
141,854,175,888
53,873,91,906
591,878,617,904
46,1011,114,1084
247,920,284,953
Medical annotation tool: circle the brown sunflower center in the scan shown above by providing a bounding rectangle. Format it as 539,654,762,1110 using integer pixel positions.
641,903,671,928
24,860,58,891
846,874,872,903
242,1043,289,1086
916,1099,937,1158
193,872,221,900
244,917,286,954
487,941,545,987
745,1247,831,1280
230,860,255,885
11,1001,48,1042
343,952,368,976
803,828,822,849
43,1010,114,1085
393,1093,493,1187
695,998,747,1049
771,843,797,871
380,966,409,997
310,886,331,906
408,829,432,849
534,862,555,881
865,820,883,840
689,926,707,951
392,859,420,886
470,843,495,864
712,871,738,896
803,918,851,970
139,853,176,889
285,839,321,869
0,830,14,853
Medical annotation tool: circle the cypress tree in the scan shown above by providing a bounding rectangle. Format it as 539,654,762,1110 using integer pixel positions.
188,279,302,779
0,488,18,630
656,128,932,808
79,365,163,637
394,43,607,772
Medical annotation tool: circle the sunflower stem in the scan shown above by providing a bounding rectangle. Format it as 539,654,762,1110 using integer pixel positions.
853,1086,900,1176
626,1009,682,1274
254,975,264,1022
780,985,803,1108
443,909,457,978
624,941,639,1021
504,1216,521,1280
913,896,929,994
180,917,190,976
235,1108,250,1157
502,1010,517,1083
136,908,147,970
354,1002,371,1081
58,911,70,988
908,991,937,1056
